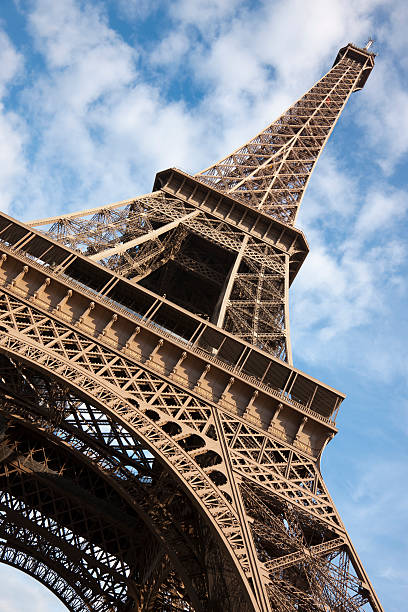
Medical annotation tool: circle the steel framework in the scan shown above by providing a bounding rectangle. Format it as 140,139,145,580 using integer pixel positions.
0,43,383,611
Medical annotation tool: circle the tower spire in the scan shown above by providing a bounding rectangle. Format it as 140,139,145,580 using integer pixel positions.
365,37,375,50
195,43,375,225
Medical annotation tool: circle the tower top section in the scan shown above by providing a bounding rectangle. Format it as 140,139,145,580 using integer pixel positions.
195,42,375,225
333,42,376,91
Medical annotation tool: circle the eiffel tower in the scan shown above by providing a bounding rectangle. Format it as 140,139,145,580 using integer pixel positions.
0,42,383,611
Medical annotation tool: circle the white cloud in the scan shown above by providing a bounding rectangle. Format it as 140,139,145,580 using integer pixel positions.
345,0,408,173
149,30,191,67
354,188,408,239
376,0,408,67
0,30,23,98
358,58,408,174
0,110,26,213
28,0,127,70
116,0,158,21
0,30,26,214
297,153,359,225
27,0,137,106
168,0,243,29
292,177,407,374
327,452,408,607
0,565,66,611
15,0,209,218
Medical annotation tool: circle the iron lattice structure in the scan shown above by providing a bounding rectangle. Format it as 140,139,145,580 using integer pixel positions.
0,43,383,611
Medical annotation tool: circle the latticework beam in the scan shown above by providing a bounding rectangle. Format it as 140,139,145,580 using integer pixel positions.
196,44,375,224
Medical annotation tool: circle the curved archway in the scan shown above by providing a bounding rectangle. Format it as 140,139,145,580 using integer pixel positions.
0,378,201,610
0,351,256,611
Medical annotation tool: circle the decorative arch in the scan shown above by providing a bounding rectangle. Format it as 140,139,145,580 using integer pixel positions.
0,344,257,611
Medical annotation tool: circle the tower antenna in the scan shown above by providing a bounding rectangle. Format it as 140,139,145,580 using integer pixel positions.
365,37,375,50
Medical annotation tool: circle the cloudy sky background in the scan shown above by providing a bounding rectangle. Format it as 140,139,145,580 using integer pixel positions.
0,0,407,610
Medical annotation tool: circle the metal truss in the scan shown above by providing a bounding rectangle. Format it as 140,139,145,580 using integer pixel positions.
196,44,374,224
0,42,383,611
30,190,292,360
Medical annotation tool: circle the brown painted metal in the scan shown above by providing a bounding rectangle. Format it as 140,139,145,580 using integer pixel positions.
0,43,383,611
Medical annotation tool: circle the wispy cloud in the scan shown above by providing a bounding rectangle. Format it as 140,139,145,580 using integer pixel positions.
293,173,407,377
0,564,66,611
11,0,209,218
328,452,408,609
0,30,26,213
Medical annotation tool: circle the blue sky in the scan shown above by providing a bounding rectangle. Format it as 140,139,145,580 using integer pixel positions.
0,1,407,610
